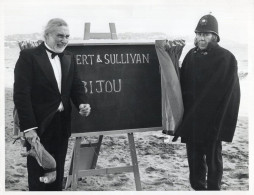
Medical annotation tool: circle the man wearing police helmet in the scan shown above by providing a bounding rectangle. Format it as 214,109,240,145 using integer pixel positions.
173,14,240,190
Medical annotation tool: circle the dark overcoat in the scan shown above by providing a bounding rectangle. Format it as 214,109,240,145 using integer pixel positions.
173,42,240,143
14,42,87,137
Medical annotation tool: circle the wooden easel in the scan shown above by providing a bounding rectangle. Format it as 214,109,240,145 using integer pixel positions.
65,23,142,191
84,23,117,40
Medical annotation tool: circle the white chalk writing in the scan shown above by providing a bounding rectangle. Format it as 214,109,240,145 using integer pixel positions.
82,79,122,94
76,53,149,65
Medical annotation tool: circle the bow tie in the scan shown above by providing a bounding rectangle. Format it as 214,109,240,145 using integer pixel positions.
44,45,64,59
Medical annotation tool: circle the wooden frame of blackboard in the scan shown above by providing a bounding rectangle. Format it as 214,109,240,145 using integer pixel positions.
68,40,155,45
70,126,162,137
68,41,163,137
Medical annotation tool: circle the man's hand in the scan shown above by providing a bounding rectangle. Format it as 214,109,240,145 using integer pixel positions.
79,104,91,116
24,129,39,144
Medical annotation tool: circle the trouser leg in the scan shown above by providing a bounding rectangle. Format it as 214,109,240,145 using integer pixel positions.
43,112,69,191
27,112,69,191
44,134,68,191
186,142,207,190
206,141,223,190
27,154,46,191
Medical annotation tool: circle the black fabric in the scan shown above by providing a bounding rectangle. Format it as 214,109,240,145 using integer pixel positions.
14,42,88,191
14,42,88,136
27,112,69,191
186,141,223,190
173,42,240,143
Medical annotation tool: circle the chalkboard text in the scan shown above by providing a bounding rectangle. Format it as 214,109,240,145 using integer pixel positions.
82,79,122,94
76,53,150,65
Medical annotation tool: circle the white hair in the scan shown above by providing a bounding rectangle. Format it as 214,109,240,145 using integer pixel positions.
43,18,68,39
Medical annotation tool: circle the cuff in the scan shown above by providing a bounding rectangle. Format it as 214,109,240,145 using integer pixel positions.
24,127,38,133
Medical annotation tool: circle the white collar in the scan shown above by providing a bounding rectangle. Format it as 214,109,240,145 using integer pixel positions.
44,42,55,52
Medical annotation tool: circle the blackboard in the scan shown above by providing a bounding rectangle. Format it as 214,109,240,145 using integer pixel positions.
67,43,162,135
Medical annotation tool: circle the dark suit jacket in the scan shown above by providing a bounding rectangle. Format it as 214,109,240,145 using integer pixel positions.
14,42,87,137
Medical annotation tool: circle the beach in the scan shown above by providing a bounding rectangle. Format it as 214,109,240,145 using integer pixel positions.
4,42,249,191
5,81,249,191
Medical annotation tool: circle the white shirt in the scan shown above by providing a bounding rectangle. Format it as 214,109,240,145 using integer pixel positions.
45,43,64,112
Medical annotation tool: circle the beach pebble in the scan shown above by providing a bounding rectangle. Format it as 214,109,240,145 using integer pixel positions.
224,162,236,170
6,178,20,184
145,166,156,173
160,154,170,159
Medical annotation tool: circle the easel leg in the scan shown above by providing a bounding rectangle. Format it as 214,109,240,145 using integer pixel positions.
128,133,142,191
71,137,82,190
65,152,74,189
91,135,103,168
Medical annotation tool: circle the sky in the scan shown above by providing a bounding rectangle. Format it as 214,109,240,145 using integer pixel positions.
1,0,254,43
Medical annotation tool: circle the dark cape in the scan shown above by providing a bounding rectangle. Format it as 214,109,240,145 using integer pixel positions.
173,42,240,143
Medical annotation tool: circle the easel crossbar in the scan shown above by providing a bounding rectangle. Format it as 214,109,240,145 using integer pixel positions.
79,166,134,176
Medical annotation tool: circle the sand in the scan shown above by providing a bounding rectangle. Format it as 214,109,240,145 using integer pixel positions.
5,86,249,191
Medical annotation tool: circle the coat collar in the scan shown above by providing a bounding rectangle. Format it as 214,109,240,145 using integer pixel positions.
34,42,71,92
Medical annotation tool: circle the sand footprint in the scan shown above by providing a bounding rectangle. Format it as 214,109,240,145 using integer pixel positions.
145,166,166,174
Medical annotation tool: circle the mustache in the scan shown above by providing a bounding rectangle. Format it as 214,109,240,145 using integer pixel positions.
57,43,67,47
198,41,207,45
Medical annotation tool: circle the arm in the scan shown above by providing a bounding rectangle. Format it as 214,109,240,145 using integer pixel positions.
13,50,38,132
70,55,91,116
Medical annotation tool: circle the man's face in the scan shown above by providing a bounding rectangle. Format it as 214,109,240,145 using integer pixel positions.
45,26,70,53
195,32,213,50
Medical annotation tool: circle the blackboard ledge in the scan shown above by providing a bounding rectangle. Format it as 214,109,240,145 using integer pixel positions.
71,127,162,137
68,40,155,46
